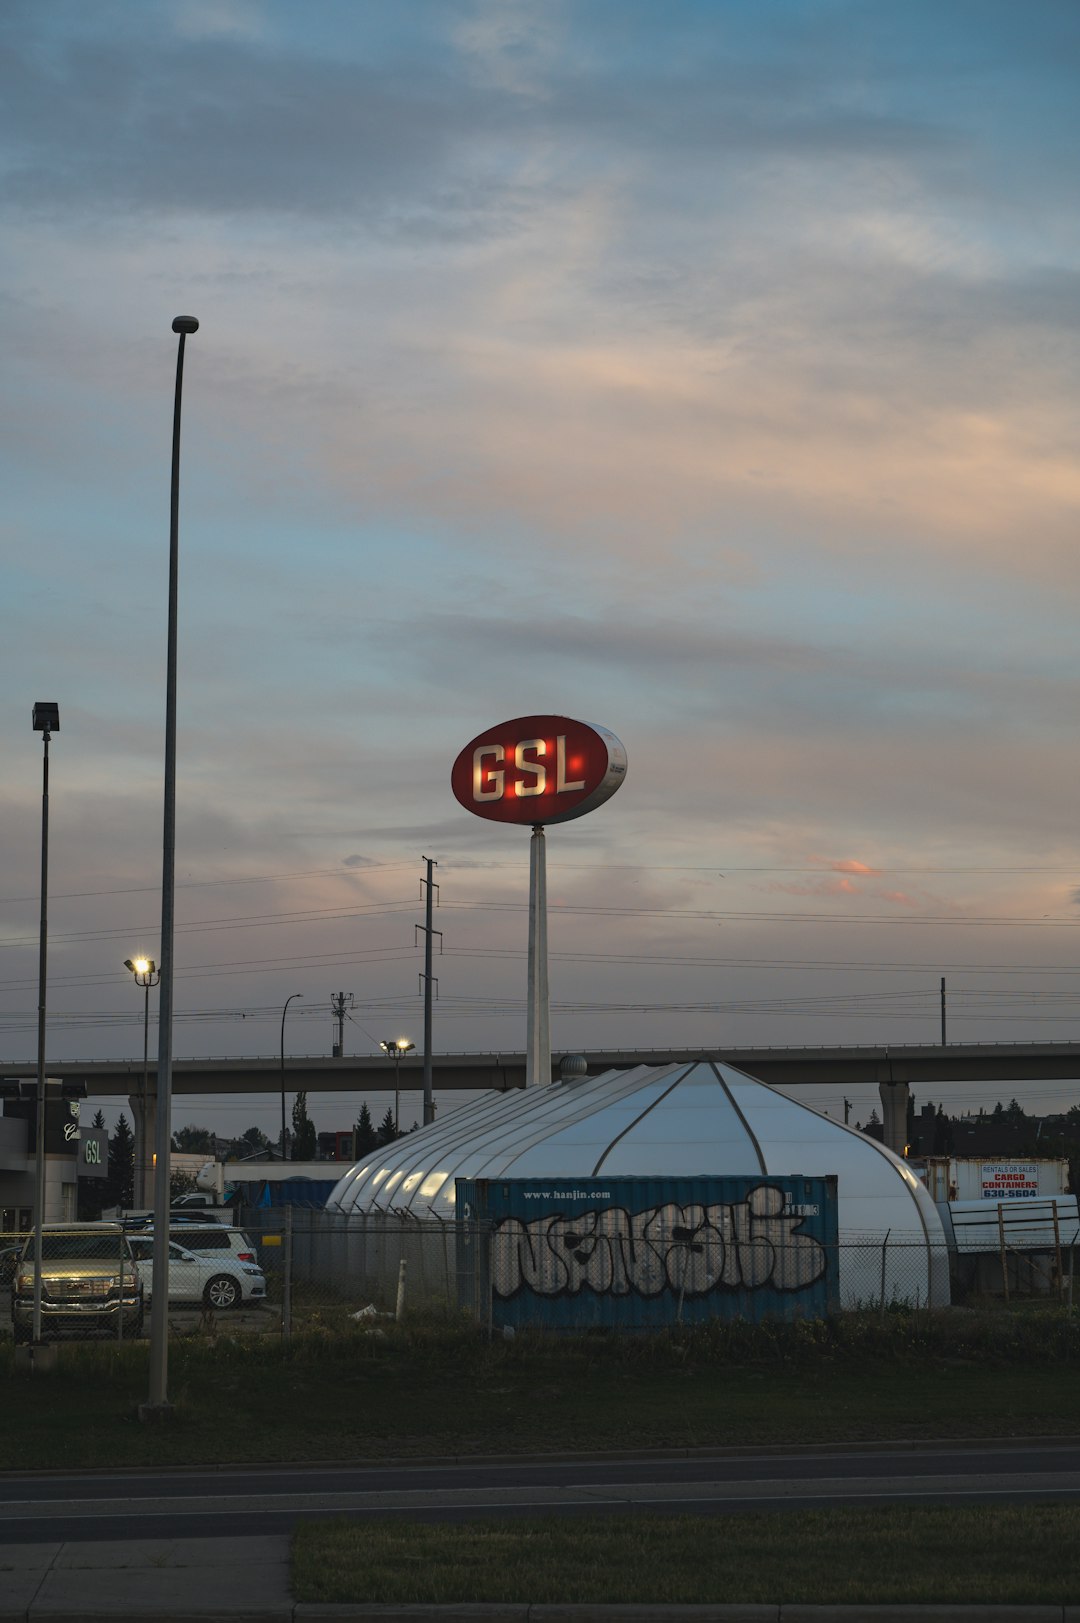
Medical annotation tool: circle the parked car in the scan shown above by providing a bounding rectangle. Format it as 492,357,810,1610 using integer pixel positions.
164,1224,261,1266
126,1235,266,1309
11,1224,143,1343
0,1244,22,1293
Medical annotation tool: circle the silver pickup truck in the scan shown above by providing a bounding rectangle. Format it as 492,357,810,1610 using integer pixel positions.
12,1223,144,1342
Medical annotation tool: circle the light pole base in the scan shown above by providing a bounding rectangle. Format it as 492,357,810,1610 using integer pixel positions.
14,1342,59,1374
137,1400,176,1423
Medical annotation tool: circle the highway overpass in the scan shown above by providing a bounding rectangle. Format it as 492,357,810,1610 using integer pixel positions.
3,1041,1080,1096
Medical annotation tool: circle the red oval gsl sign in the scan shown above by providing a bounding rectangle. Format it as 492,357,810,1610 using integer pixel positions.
452,715,627,826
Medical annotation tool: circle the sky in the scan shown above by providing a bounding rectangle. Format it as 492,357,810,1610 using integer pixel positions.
2,0,1079,1138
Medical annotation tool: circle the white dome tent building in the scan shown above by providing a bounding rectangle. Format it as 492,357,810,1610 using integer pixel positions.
326,1060,951,1311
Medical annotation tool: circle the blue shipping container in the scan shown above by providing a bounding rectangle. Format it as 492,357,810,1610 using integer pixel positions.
456,1174,838,1330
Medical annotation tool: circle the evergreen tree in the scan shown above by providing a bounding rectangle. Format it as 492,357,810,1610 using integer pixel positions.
354,1101,378,1155
173,1123,214,1153
92,1108,105,1129
376,1107,398,1147
106,1112,135,1210
932,1104,954,1155
291,1091,317,1160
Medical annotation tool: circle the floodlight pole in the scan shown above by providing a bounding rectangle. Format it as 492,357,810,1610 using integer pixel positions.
525,824,550,1087
145,316,198,1418
31,703,58,1346
124,959,160,1207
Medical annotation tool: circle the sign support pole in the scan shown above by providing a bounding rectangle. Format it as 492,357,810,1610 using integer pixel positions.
526,824,550,1087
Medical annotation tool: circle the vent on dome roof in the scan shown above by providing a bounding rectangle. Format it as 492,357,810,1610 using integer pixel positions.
558,1054,589,1084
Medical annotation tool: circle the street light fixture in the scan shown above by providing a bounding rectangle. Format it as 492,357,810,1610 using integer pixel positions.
379,1037,414,1135
280,994,303,1161
124,957,160,1206
30,702,59,1349
144,314,198,1420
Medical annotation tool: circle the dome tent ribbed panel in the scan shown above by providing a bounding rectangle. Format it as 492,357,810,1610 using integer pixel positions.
325,1061,950,1305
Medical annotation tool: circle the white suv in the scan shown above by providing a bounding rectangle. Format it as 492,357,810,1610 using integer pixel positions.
128,1233,266,1310
167,1223,261,1264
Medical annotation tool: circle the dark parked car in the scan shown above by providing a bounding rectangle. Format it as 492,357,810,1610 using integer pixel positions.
0,1244,21,1293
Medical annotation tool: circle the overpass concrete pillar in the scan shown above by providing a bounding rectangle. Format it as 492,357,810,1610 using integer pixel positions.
878,1079,910,1158
129,1091,157,1209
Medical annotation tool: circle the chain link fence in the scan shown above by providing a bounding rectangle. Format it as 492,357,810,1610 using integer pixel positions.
1,1223,141,1344
3,1212,1077,1342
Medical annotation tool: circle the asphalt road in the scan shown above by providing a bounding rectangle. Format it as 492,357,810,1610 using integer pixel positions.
2,1441,1079,1542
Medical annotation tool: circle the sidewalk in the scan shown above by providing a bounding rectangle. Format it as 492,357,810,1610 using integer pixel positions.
0,1535,1076,1622
0,1534,290,1622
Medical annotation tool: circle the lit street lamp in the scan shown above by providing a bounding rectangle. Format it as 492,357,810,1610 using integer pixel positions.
280,994,303,1161
144,314,198,1421
380,1037,414,1134
124,957,160,1206
30,701,59,1348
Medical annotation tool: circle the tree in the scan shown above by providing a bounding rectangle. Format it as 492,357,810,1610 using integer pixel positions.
376,1107,398,1147
354,1102,377,1155
239,1125,269,1152
291,1091,317,1160
92,1108,105,1129
106,1112,135,1211
172,1123,214,1154
932,1104,954,1155
170,1169,197,1201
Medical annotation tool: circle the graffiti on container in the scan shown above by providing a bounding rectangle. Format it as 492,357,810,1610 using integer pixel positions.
492,1184,827,1300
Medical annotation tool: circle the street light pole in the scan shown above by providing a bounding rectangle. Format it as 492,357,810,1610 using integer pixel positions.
124,958,160,1207
280,994,303,1161
31,702,59,1347
380,1038,414,1134
144,316,198,1419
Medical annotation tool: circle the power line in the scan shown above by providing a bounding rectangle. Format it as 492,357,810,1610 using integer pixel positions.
0,899,419,952
0,862,416,908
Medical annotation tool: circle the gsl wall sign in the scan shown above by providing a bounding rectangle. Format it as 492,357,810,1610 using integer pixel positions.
451,715,627,826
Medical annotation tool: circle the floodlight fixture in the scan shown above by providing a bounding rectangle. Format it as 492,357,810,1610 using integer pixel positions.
32,703,59,734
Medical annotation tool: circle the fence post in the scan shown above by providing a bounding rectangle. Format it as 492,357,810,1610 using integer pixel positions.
1052,1200,1063,1300
283,1205,293,1340
997,1203,1009,1302
395,1257,407,1322
117,1224,124,1346
879,1229,891,1324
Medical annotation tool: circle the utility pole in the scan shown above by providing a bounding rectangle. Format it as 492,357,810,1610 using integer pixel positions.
416,857,442,1126
940,976,947,1047
844,1098,852,1125
330,992,354,1058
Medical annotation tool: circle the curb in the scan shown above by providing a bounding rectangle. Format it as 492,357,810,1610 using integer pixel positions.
296,1609,1080,1623
6,1606,1077,1622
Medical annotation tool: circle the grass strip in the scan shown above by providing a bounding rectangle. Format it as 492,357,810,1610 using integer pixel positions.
292,1503,1080,1606
2,1310,1079,1472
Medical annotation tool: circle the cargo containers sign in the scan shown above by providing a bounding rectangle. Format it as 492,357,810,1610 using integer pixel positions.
457,1175,838,1329
451,716,627,826
980,1162,1040,1200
